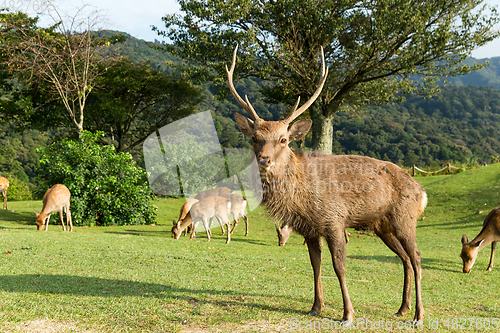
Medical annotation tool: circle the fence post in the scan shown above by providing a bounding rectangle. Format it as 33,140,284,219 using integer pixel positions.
447,163,451,174
412,164,416,176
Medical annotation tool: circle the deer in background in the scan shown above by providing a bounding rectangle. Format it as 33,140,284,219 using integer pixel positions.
172,196,233,243
34,184,73,232
461,207,500,273
0,176,8,210
175,198,199,236
276,221,349,247
195,187,233,200
227,45,427,322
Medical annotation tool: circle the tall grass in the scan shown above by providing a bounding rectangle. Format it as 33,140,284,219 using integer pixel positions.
1,164,500,332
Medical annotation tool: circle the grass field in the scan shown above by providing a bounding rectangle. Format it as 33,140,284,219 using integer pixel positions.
1,163,500,332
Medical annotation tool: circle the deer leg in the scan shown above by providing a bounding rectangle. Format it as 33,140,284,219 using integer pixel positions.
214,217,226,235
201,217,211,242
189,221,198,240
230,213,239,235
375,230,413,317
487,241,497,271
44,214,51,231
243,215,249,236
398,235,424,322
325,232,354,323
1,190,6,210
66,206,73,232
305,236,324,316
59,209,67,231
221,215,231,244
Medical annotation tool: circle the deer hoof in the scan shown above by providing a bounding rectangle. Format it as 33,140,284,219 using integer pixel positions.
307,310,319,316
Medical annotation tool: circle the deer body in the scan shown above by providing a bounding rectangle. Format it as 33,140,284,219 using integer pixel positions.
227,45,426,322
461,207,500,273
195,187,233,200
0,176,8,210
34,184,73,232
172,196,233,243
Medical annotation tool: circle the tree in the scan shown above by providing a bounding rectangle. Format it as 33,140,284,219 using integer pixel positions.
0,7,122,134
84,57,203,152
155,0,500,153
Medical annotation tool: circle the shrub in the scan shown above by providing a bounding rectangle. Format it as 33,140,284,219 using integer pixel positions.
1,174,33,201
37,131,156,226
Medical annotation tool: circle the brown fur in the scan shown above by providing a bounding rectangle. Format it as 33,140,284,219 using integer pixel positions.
0,176,8,210
228,46,426,322
194,187,233,200
34,184,73,232
461,207,500,273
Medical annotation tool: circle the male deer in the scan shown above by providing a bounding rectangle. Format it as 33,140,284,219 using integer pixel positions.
172,196,232,243
0,176,8,210
34,184,73,232
461,207,500,273
227,45,427,322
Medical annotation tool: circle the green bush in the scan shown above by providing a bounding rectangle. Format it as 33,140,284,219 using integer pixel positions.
37,131,156,226
1,174,33,201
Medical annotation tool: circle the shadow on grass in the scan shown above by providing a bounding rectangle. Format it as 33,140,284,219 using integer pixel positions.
0,274,311,316
0,209,35,225
349,255,459,273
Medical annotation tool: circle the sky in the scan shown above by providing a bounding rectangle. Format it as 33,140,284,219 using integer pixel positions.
10,0,500,59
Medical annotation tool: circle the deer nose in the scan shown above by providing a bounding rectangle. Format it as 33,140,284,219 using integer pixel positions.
258,155,270,167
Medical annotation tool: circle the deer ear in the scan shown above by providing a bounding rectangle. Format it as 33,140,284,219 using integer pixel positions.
172,219,176,226
288,119,312,141
461,235,468,245
34,209,39,217
234,113,254,137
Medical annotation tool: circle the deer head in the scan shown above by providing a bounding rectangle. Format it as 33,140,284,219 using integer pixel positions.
226,46,328,174
275,221,293,246
460,235,484,273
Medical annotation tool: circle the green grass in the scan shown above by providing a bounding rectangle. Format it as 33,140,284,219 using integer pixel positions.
1,164,500,332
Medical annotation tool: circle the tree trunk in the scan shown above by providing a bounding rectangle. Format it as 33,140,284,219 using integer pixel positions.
309,105,335,154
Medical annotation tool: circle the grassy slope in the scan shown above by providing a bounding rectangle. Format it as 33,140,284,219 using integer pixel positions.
1,164,500,332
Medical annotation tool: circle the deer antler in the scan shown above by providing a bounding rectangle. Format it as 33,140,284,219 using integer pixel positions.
226,45,261,121
283,47,329,125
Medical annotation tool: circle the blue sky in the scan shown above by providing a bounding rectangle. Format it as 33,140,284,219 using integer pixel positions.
14,0,500,59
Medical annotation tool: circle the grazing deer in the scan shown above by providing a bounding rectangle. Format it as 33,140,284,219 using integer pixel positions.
176,199,199,236
34,184,73,232
227,45,427,322
461,207,500,273
172,196,233,243
0,176,8,210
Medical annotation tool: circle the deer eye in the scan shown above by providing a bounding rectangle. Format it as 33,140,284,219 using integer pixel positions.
252,137,257,143
280,138,287,145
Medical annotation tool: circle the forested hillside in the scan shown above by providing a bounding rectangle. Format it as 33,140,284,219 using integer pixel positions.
2,32,500,191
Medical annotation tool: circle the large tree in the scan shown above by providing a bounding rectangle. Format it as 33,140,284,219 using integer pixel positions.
0,8,121,134
85,57,203,152
155,0,500,153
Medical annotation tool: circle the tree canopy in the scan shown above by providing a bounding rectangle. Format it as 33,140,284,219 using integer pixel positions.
155,0,500,153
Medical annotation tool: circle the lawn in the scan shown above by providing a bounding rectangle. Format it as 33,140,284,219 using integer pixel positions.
1,163,500,332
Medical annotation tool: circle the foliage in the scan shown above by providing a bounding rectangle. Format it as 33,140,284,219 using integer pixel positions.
85,57,203,152
37,131,156,226
155,0,500,153
331,85,500,166
0,173,32,201
0,9,121,133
